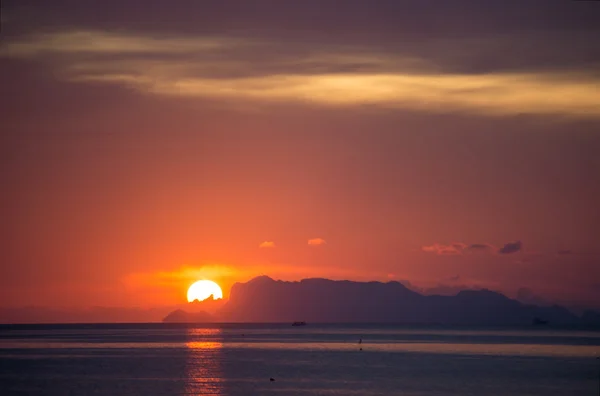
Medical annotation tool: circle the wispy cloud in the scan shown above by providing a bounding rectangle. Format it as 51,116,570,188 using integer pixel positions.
422,242,526,256
69,69,600,118
0,31,238,57
421,243,465,255
259,241,275,248
2,30,600,118
308,238,326,246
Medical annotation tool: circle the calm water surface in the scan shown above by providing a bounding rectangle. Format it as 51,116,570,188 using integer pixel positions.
1,324,599,395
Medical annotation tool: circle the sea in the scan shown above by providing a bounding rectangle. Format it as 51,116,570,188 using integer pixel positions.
0,324,599,395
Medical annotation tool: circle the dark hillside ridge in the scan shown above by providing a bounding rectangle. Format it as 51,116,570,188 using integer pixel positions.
215,276,581,325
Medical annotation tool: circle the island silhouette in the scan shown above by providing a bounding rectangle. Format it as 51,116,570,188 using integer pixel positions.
164,276,599,325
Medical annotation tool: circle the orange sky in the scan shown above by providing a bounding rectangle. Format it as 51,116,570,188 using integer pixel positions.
1,1,600,318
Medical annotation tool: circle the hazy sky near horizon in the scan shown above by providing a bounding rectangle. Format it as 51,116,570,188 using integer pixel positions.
1,0,600,314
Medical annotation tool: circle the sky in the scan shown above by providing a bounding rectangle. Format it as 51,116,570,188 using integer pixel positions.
1,0,600,317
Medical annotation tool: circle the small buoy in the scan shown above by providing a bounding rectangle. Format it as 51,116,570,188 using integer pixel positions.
270,378,275,382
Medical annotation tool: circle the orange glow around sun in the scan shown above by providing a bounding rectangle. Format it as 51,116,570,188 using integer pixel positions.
187,280,223,302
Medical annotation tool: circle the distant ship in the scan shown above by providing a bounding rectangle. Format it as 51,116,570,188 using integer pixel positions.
532,317,549,326
292,321,307,326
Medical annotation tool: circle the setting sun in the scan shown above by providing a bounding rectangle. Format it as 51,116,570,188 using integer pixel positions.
187,280,223,302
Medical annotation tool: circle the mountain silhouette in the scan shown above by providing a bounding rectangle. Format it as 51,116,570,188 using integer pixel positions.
582,310,600,326
162,309,213,323
216,276,581,325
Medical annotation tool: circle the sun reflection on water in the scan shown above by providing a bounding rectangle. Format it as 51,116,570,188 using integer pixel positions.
184,328,224,395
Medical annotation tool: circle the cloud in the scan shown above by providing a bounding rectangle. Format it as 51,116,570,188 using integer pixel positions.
259,241,275,248
421,243,494,255
421,243,465,255
70,69,600,118
422,241,525,256
498,241,523,254
467,243,494,251
2,30,600,118
308,238,326,246
0,30,239,57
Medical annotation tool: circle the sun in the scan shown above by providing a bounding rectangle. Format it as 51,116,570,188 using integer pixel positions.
187,280,223,302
